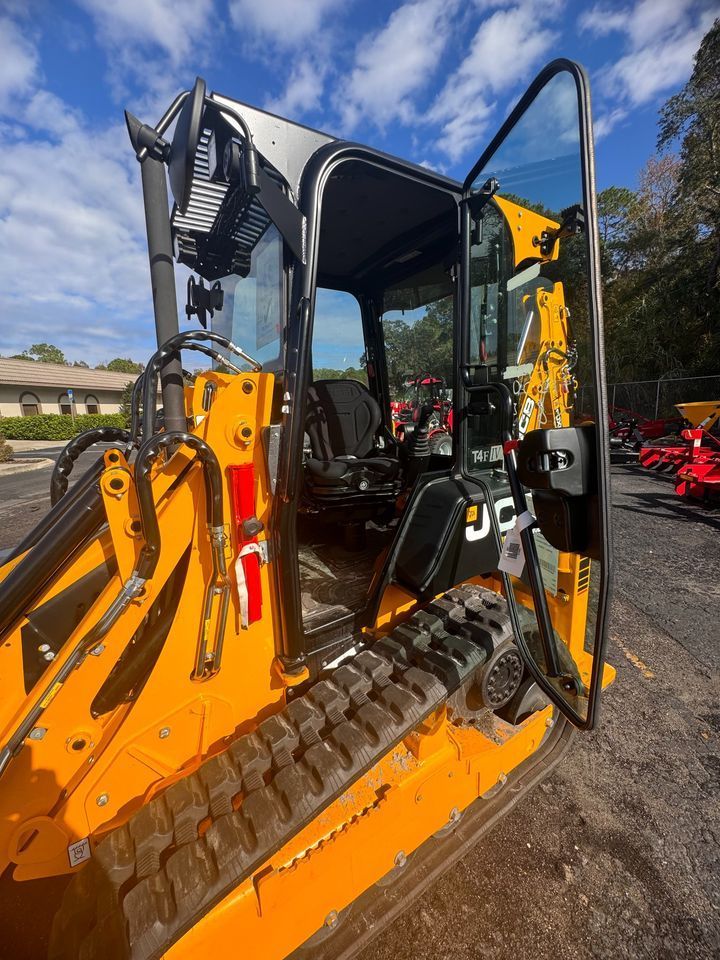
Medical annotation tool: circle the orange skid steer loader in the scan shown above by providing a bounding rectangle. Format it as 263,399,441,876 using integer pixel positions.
0,60,613,959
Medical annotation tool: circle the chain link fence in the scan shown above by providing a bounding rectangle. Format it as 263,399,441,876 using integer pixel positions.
578,375,720,421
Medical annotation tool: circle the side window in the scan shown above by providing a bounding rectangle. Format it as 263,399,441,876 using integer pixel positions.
380,274,454,455
311,289,367,384
58,393,73,416
85,394,99,414
211,225,285,371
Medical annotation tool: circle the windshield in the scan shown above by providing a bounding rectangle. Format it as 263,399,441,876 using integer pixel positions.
211,225,284,371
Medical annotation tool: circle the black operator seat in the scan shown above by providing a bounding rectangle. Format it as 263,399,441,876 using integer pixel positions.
304,380,399,500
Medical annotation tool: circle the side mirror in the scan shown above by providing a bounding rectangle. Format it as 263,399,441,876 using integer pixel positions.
169,77,206,215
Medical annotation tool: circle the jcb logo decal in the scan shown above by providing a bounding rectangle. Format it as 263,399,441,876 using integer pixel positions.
518,397,535,439
465,496,516,542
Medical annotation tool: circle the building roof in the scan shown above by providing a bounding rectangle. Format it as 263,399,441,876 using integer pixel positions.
0,358,140,391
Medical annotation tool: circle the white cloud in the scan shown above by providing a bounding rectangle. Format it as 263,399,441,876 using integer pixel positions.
0,16,155,364
606,29,708,107
229,0,345,47
581,1,717,111
75,0,215,67
73,0,217,111
265,61,326,119
429,4,557,161
593,107,628,140
229,0,348,124
25,90,83,138
578,3,630,35
0,112,154,363
336,0,458,134
0,16,40,111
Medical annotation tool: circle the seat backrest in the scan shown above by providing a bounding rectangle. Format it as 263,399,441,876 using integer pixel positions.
306,379,381,460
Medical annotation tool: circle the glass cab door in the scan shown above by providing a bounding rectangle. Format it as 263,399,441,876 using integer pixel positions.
459,61,613,728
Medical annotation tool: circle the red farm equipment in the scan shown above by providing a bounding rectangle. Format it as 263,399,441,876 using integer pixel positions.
640,401,720,501
392,374,453,455
609,406,682,452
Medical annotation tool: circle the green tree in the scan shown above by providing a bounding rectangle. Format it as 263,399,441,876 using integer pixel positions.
597,186,636,258
21,343,67,364
312,366,368,385
119,381,135,428
106,357,143,373
383,295,454,395
658,20,720,373
658,18,720,306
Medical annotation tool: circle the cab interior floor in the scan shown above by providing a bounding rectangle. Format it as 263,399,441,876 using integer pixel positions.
298,518,395,633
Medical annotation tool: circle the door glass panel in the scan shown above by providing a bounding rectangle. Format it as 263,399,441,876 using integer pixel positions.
463,68,608,725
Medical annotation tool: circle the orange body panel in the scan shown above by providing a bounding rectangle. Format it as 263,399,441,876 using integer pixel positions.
0,372,291,881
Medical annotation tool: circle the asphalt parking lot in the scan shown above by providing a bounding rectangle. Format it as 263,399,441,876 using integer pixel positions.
0,456,718,959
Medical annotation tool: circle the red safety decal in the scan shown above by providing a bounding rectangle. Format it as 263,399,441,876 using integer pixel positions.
228,464,262,626
503,439,520,455
229,464,256,544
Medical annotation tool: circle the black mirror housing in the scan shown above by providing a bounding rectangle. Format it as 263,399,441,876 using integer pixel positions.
517,426,601,558
516,426,596,497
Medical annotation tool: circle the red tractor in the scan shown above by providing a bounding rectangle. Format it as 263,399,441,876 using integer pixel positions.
391,374,453,455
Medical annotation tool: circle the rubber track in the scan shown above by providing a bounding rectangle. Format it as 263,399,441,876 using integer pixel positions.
49,585,512,960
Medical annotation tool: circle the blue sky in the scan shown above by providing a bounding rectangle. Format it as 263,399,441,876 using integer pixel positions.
0,0,716,368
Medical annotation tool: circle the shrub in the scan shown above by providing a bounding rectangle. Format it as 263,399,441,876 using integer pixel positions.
0,413,126,441
0,437,14,462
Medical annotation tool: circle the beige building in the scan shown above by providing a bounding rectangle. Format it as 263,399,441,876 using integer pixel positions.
0,358,140,418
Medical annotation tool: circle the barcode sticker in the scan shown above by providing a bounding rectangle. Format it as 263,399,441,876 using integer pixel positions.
498,509,534,578
498,526,525,577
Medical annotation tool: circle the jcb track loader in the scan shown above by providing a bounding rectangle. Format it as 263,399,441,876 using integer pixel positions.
0,60,613,959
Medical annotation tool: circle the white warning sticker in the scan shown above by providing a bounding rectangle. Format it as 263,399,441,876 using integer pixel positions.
67,837,91,868
498,510,535,578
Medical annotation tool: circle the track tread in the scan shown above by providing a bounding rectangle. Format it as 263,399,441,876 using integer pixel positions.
50,585,519,960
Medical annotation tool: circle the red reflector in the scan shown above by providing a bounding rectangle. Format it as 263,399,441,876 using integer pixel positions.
503,439,520,455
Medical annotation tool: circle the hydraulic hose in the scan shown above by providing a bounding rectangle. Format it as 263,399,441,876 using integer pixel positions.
5,455,106,564
133,430,230,679
50,427,131,505
141,330,261,440
0,480,106,638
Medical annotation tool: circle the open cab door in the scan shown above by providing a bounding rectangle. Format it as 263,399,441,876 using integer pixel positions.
459,60,613,729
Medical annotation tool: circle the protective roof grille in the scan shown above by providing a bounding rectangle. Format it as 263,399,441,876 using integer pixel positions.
171,127,285,280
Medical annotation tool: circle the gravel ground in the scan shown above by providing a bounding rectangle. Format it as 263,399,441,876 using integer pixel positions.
0,460,718,959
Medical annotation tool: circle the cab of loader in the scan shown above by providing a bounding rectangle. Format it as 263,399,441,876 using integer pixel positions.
160,65,611,725
0,58,614,960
